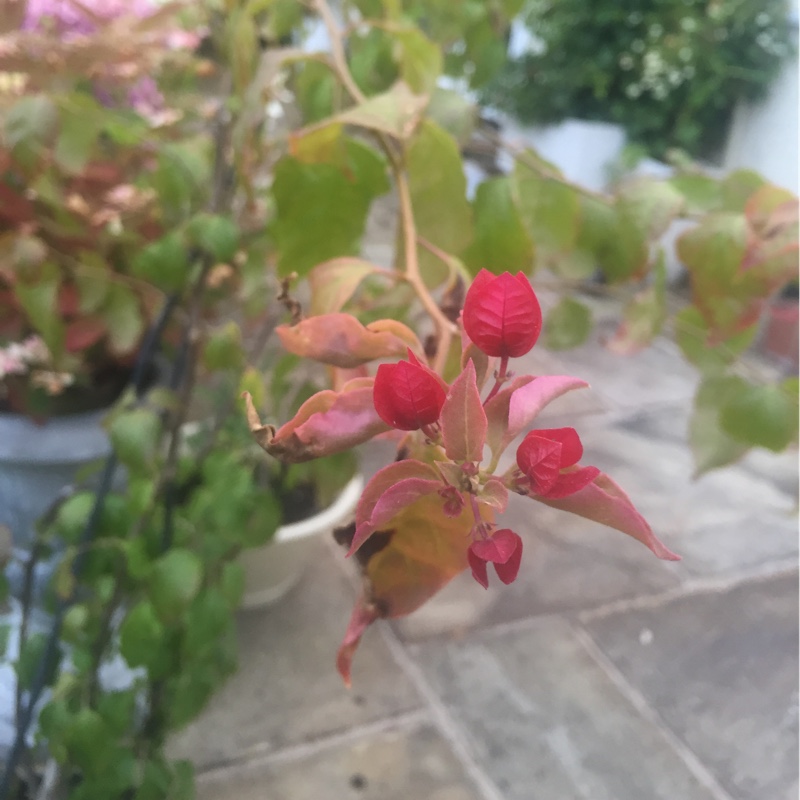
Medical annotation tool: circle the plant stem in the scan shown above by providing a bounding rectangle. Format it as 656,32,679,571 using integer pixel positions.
483,356,509,405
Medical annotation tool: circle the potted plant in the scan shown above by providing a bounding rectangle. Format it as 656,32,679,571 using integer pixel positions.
486,0,795,167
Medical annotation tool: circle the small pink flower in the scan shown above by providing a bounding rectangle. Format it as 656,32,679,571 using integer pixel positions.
467,528,523,589
516,427,599,499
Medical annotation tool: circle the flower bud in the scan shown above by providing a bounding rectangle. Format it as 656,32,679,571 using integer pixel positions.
462,270,542,358
373,350,447,431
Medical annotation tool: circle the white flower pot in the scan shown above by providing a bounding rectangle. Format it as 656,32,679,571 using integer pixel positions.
0,409,113,600
238,473,364,609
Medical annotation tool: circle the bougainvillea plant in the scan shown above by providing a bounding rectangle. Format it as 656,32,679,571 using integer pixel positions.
245,268,680,685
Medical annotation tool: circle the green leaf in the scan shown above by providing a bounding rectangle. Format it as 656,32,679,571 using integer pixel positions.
14,268,65,358
16,632,61,691
153,141,212,223
336,81,428,139
203,321,244,372
674,306,757,373
183,590,230,658
349,28,399,97
119,600,170,677
308,258,380,315
101,284,144,355
513,160,580,268
543,297,593,350
616,179,685,240
720,382,799,452
271,147,385,276
607,256,667,355
295,60,337,124
3,94,57,150
132,233,190,293
97,689,137,736
426,87,476,146
720,169,767,212
690,377,750,476
109,408,160,474
170,761,195,800
135,760,172,800
63,708,115,778
62,604,89,643
55,492,95,543
407,120,473,280
394,28,442,94
54,96,103,174
669,173,723,213
462,177,533,275
187,214,239,262
149,549,204,622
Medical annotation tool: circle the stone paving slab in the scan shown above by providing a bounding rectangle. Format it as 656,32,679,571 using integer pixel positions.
584,573,799,800
196,723,482,800
394,493,682,640
410,617,719,800
171,538,421,768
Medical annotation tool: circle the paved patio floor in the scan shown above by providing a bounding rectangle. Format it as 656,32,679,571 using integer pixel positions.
172,292,799,800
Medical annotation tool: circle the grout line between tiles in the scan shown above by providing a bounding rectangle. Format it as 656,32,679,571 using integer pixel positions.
571,623,737,800
195,708,429,782
578,558,799,622
378,625,507,800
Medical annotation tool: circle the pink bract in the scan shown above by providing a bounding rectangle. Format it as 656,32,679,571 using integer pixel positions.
467,528,523,589
462,270,542,359
373,351,447,431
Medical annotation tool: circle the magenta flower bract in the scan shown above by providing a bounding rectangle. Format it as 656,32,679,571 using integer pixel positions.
467,528,523,589
462,270,542,359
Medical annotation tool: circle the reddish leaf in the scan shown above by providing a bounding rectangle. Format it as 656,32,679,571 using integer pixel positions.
441,360,487,463
276,313,422,368
65,316,106,352
485,375,589,456
336,598,380,688
308,258,383,315
243,379,390,462
348,477,443,556
337,493,495,680
536,472,680,561
353,460,440,530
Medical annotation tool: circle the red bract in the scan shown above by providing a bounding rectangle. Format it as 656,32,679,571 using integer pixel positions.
467,528,523,589
462,269,542,358
373,350,447,431
516,427,600,499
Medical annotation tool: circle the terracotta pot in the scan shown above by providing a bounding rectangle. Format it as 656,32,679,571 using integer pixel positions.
761,299,799,368
238,474,364,609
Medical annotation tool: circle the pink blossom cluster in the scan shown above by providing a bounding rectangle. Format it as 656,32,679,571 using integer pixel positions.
0,336,50,380
22,0,203,118
22,0,158,36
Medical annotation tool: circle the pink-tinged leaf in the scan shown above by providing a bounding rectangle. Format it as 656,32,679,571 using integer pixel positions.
485,375,589,456
355,459,440,530
460,342,494,390
349,477,443,556
536,472,680,561
480,478,508,512
485,375,535,455
542,466,601,499
336,597,380,688
441,360,487,463
65,316,106,352
507,376,590,442
244,379,390,463
276,313,422,368
309,258,383,315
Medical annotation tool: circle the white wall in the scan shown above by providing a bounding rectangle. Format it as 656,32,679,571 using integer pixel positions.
723,7,799,193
